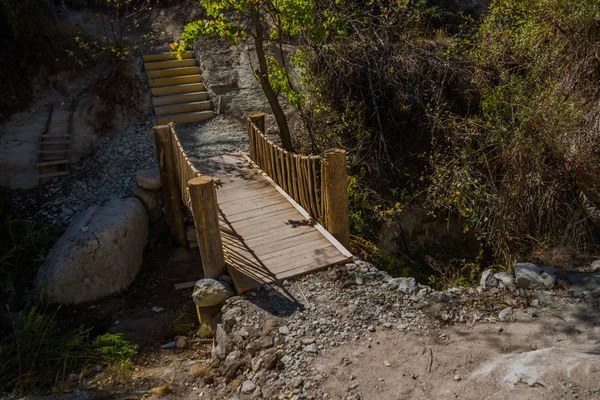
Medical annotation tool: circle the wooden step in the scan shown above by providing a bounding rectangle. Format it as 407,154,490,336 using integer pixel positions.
38,171,70,179
147,66,200,79
151,83,206,96
37,149,71,154
41,134,71,139
36,159,69,167
144,59,196,71
156,110,213,125
142,51,193,62
152,92,210,107
39,141,71,146
148,75,202,88
154,101,212,116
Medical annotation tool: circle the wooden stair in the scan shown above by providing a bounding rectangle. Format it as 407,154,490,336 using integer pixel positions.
37,105,72,181
143,51,213,126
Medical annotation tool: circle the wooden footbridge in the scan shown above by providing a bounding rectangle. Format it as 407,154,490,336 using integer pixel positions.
152,115,352,293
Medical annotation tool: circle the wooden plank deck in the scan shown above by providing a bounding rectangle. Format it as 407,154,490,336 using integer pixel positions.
196,154,352,293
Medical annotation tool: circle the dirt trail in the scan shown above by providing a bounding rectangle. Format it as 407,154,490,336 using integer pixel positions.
317,305,600,399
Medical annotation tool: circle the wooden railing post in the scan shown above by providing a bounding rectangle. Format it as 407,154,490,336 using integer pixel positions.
153,125,187,247
188,176,225,279
247,112,265,134
323,149,350,248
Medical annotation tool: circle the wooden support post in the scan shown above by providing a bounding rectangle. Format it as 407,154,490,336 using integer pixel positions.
247,113,265,134
188,176,226,279
153,125,187,247
323,149,350,249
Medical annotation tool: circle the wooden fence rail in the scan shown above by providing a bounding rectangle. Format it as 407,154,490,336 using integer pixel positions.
245,114,349,248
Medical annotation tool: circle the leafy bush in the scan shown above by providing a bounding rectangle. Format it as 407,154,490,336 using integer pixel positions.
429,0,600,260
0,307,137,394
299,0,600,276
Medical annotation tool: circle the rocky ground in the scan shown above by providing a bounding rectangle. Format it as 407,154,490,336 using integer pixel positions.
44,258,600,400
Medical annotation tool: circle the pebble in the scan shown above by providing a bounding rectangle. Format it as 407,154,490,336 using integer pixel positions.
453,375,461,381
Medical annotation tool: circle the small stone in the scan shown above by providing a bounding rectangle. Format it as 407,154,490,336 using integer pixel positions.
175,336,187,348
280,355,292,364
514,263,555,289
68,373,79,383
356,276,364,285
137,168,161,190
192,279,234,307
151,306,164,313
591,260,600,272
304,344,317,353
240,380,256,394
383,360,391,367
515,263,541,288
392,277,419,295
279,326,290,335
453,375,461,381
480,269,499,290
494,271,516,291
348,382,359,390
367,325,375,332
498,307,515,322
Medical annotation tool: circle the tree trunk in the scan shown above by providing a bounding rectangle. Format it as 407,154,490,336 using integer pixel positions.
250,4,294,151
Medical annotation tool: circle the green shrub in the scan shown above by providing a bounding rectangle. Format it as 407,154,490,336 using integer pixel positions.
0,307,137,394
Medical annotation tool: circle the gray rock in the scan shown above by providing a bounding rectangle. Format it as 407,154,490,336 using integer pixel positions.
222,307,242,329
192,279,234,307
279,326,290,335
591,260,600,272
498,307,515,322
36,197,148,304
515,263,555,289
355,260,372,270
538,271,556,289
392,277,419,294
131,185,158,210
136,168,161,190
304,344,317,353
240,380,256,394
494,272,517,291
215,324,233,356
480,269,500,290
515,263,541,288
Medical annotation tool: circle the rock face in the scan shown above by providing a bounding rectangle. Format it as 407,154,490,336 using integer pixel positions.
192,279,234,307
36,197,148,304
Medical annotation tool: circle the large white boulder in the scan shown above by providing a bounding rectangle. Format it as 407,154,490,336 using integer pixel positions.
36,197,148,304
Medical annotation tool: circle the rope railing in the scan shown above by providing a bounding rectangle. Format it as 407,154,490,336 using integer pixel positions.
154,124,225,280
246,117,324,221
168,124,202,211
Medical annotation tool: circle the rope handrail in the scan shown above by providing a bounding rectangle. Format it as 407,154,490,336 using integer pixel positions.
168,124,202,211
245,117,324,221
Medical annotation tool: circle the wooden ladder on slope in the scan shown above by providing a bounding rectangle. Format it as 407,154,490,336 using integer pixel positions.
37,105,73,181
143,51,214,125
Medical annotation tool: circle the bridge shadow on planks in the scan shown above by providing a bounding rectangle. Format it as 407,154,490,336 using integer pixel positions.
195,154,352,293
